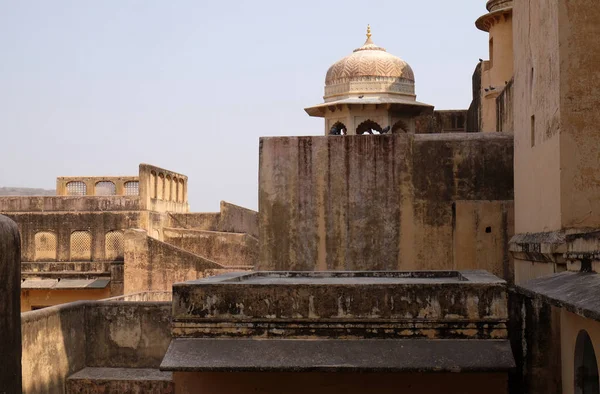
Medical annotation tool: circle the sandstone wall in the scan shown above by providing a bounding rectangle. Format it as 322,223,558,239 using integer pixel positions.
123,229,226,293
163,228,257,267
3,211,140,262
168,201,259,238
0,215,22,393
496,78,514,132
21,300,171,394
259,134,514,280
138,163,189,213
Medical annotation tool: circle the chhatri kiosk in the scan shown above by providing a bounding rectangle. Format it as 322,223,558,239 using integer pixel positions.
305,26,433,135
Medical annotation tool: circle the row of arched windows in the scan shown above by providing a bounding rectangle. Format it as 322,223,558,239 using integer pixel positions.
149,171,185,202
33,230,124,261
65,181,139,196
329,119,408,136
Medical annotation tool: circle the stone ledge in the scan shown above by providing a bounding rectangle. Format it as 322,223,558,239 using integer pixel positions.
160,338,515,373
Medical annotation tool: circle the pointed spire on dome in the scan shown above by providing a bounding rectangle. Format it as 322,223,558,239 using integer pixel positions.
354,24,385,52
365,24,373,45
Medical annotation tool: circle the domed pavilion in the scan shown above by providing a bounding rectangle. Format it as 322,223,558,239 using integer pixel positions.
305,26,433,135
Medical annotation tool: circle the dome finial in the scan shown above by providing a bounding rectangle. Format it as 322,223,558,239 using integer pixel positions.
364,24,374,45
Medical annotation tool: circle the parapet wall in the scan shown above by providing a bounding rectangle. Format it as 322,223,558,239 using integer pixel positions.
21,300,171,394
168,201,259,238
138,163,190,213
56,176,139,197
259,133,514,280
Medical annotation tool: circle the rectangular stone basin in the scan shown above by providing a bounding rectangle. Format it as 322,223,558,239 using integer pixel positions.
171,270,507,340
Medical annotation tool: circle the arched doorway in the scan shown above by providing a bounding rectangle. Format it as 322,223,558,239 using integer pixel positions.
356,120,383,135
329,122,347,136
575,329,599,394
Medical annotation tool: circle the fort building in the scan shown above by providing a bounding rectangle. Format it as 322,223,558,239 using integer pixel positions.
1,1,600,393
0,163,257,312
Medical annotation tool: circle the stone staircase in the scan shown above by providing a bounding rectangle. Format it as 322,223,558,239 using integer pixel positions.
66,367,173,394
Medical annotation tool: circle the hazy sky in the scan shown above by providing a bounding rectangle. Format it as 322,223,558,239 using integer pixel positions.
0,1,488,211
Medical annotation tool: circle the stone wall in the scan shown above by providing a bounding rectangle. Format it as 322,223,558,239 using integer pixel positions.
21,300,170,394
0,215,22,393
138,163,190,214
415,110,467,134
168,201,259,238
496,78,514,132
259,134,514,280
163,228,257,267
3,211,140,262
123,229,226,294
0,195,140,212
467,62,482,133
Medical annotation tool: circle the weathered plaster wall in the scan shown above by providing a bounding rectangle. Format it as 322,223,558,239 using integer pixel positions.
173,372,509,394
21,301,171,393
560,310,600,394
508,290,562,394
0,215,22,393
85,302,171,368
259,134,514,278
512,0,562,233
123,229,225,293
557,0,600,229
21,301,87,394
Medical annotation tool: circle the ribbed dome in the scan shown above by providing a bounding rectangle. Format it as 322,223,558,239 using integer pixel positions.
323,26,416,102
325,43,415,85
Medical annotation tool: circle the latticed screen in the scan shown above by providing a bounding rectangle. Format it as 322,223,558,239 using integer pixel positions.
105,231,124,260
95,181,116,196
34,231,57,261
70,231,92,260
66,181,87,196
124,181,139,196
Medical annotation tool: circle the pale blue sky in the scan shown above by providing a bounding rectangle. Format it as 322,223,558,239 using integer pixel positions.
0,0,488,211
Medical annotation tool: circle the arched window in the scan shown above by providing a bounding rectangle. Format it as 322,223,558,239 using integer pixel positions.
150,171,157,199
329,122,347,136
105,230,124,261
356,120,383,135
165,175,172,201
170,177,177,201
34,231,57,261
70,231,92,261
392,120,409,134
95,181,116,196
178,179,185,203
157,173,165,200
124,181,139,196
575,330,599,394
66,181,87,196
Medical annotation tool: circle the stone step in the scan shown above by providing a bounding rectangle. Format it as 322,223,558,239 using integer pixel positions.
66,367,173,394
